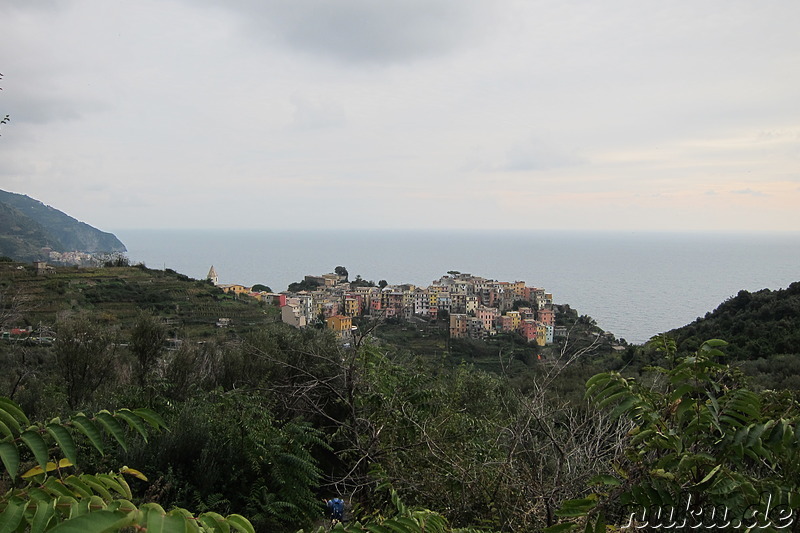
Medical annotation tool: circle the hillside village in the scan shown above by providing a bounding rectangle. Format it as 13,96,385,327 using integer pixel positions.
210,267,564,346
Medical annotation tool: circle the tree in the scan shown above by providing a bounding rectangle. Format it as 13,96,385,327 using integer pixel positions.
334,266,349,281
129,312,168,388
349,275,375,288
54,315,119,409
251,283,272,293
378,280,388,289
288,279,320,293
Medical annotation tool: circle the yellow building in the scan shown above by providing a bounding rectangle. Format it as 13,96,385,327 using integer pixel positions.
218,284,250,296
506,310,521,331
536,323,547,347
429,291,439,308
344,297,361,317
509,281,526,299
326,315,353,339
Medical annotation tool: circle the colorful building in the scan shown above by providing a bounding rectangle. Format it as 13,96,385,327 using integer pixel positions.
326,315,353,339
449,313,468,339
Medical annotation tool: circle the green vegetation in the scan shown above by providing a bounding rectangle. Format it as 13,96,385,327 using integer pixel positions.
2,263,799,531
547,336,800,531
0,397,256,532
287,278,321,292
349,275,375,288
0,261,277,337
668,282,800,360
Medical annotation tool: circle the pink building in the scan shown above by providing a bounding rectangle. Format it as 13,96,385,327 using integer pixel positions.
476,306,499,332
520,320,538,343
537,307,555,327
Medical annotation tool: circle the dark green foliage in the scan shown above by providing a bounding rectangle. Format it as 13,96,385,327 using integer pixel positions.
0,396,256,533
349,275,375,288
298,489,491,533
251,283,272,292
123,392,327,532
669,282,800,360
739,356,800,391
54,314,120,409
512,299,532,310
287,279,321,292
129,312,168,387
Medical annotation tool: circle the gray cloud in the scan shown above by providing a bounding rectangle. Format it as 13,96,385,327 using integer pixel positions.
289,95,346,131
2,1,799,232
1,90,97,126
732,188,768,197
501,137,586,172
198,0,488,65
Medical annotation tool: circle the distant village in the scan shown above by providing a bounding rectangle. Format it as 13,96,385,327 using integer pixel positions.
209,267,564,346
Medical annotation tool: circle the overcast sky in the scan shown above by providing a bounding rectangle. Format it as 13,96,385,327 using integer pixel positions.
1,0,799,232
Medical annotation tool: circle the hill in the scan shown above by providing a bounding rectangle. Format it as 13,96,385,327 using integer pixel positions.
0,189,126,261
0,201,57,261
0,261,276,338
667,281,800,360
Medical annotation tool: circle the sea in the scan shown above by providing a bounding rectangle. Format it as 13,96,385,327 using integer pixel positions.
111,229,800,345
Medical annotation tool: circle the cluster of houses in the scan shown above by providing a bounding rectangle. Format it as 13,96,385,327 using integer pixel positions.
45,249,102,265
208,267,564,346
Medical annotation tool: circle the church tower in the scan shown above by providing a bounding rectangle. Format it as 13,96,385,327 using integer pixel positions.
207,265,218,286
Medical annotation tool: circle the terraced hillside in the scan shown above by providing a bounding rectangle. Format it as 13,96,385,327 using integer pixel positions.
0,260,277,338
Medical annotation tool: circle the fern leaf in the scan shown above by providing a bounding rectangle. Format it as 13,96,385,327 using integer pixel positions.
81,474,114,501
20,429,50,472
0,407,21,439
0,419,14,440
29,498,56,533
0,397,29,425
363,524,394,533
45,478,77,499
46,424,79,466
70,415,105,455
144,507,187,533
113,409,150,442
133,408,168,430
46,509,131,533
0,496,25,533
95,411,128,452
95,473,131,499
227,514,256,533
64,475,94,499
0,441,20,479
197,511,229,533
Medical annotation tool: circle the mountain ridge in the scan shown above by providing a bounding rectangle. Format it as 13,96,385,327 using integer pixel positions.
0,189,126,261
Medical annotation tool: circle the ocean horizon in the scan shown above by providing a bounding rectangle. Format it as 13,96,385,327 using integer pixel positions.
112,228,800,345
